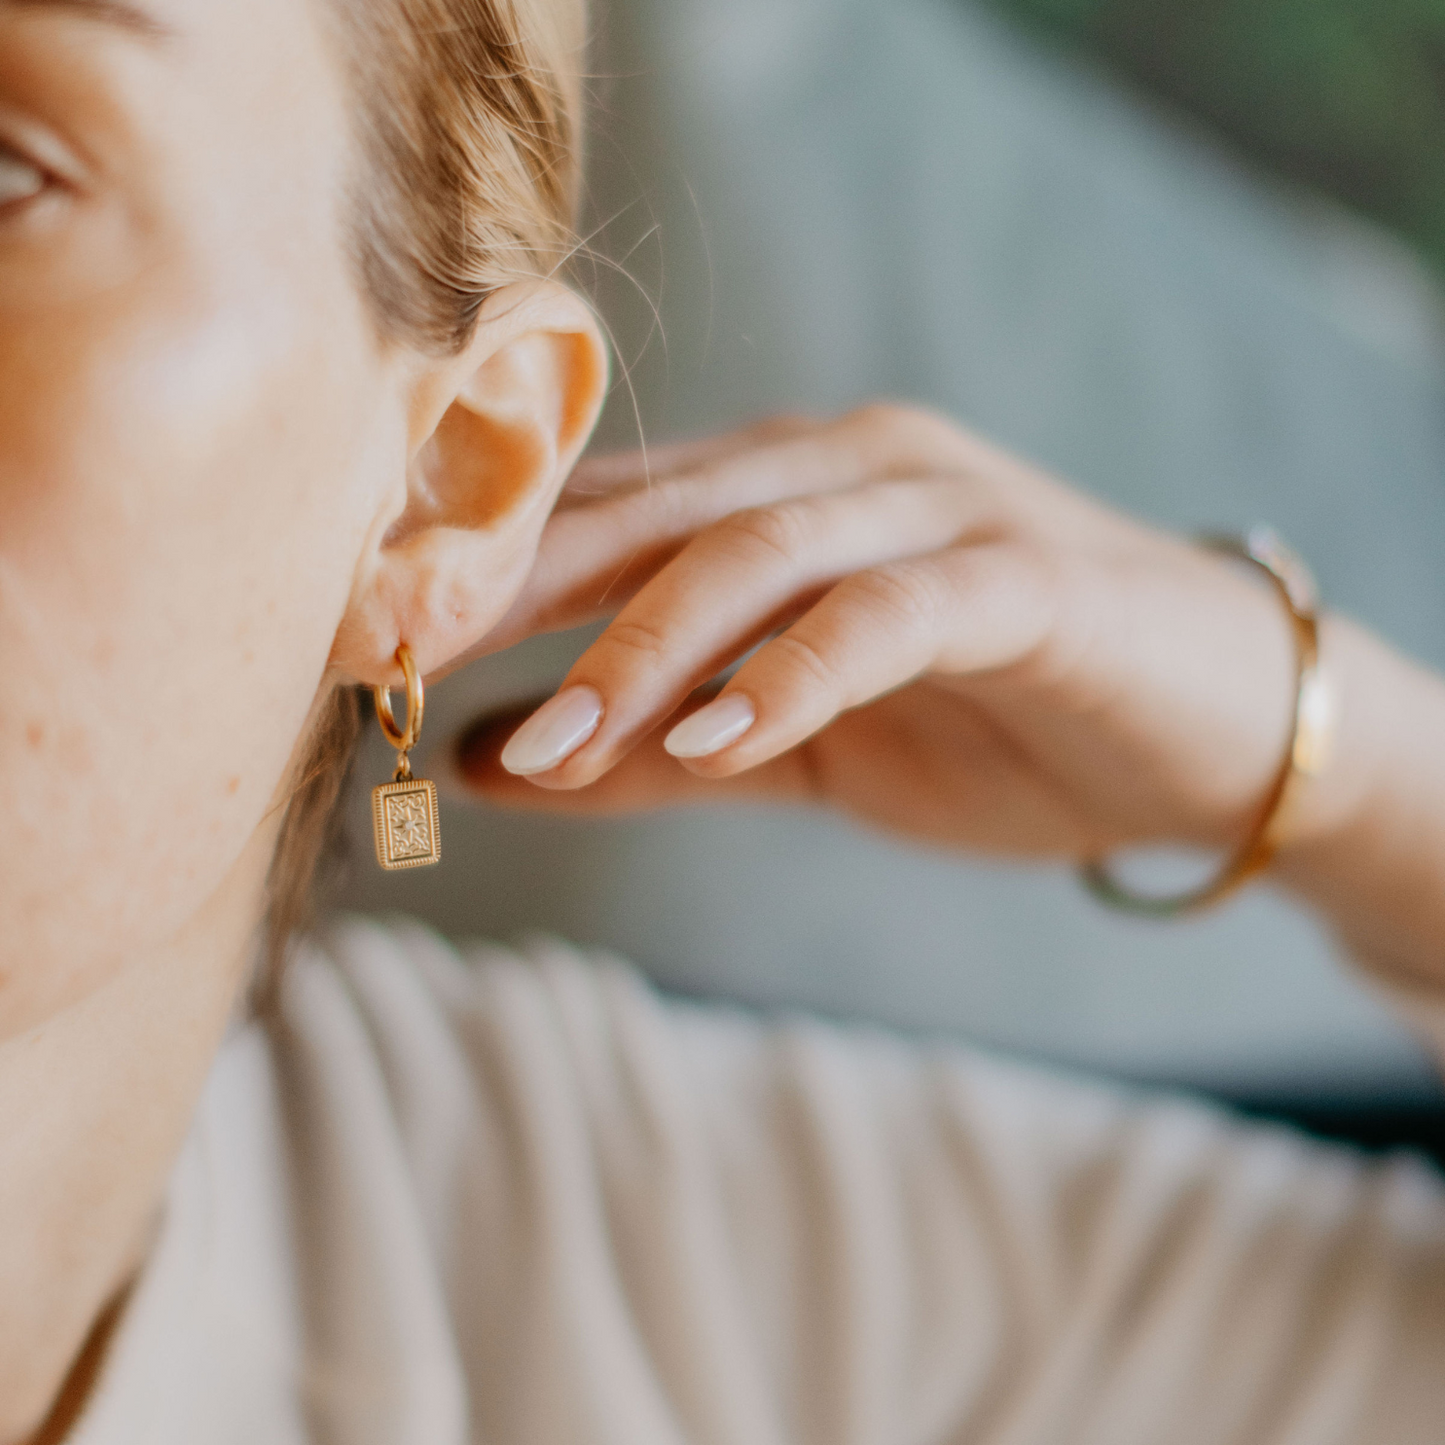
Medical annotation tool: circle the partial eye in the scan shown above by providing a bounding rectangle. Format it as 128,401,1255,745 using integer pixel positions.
0,149,44,207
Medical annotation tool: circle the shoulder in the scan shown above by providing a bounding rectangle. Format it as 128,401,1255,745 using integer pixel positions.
255,917,1445,1443
277,913,1145,1211
283,913,703,1103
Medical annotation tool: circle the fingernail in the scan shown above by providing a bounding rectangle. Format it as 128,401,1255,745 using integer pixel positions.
500,686,604,775
664,695,756,759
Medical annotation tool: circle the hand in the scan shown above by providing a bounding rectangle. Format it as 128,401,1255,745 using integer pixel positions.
454,406,1305,862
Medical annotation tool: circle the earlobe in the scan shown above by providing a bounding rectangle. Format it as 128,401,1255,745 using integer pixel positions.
331,281,608,686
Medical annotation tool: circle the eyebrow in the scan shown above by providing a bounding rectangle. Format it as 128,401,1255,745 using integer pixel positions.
4,0,174,39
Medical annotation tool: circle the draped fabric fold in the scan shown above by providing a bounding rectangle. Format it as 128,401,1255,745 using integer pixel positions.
70,917,1445,1444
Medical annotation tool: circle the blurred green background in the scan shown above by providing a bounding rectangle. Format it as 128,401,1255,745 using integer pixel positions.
986,0,1445,277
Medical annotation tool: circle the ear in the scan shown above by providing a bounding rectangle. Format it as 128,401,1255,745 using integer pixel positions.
331,279,607,686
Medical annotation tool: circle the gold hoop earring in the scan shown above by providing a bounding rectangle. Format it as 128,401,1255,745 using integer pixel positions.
371,643,441,870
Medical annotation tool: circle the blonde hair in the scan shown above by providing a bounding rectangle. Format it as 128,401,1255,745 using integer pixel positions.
265,0,588,983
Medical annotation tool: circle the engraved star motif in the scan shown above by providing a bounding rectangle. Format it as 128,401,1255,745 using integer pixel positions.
387,792,433,858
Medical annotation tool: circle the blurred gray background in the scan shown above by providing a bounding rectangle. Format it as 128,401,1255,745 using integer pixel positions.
339,0,1445,1111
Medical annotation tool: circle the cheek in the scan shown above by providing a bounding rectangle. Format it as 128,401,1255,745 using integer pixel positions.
0,269,400,1033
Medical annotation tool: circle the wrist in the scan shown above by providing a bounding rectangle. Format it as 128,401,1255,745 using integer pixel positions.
1272,615,1383,856
1272,615,1445,985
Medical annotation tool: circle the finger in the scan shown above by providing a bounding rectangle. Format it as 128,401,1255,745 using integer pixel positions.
497,478,996,787
559,415,818,506
482,406,983,652
662,542,1056,778
454,694,816,813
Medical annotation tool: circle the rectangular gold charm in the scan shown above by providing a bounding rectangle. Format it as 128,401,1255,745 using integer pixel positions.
372,777,441,870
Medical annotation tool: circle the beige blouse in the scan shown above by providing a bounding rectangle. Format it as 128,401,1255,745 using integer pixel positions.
68,917,1445,1444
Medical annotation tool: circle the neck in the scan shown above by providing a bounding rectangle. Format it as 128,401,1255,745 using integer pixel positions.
0,828,274,1445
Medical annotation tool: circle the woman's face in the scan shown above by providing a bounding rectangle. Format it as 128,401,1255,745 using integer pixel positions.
0,0,421,1036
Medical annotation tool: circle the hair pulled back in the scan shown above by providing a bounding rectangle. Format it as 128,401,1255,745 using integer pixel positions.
339,0,586,351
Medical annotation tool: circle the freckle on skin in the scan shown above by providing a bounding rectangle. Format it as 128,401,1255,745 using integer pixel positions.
25,722,43,748
226,776,240,796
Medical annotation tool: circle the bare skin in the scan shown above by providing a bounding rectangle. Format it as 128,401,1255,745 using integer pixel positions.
5,0,1445,1439
0,0,604,1436
455,411,1445,988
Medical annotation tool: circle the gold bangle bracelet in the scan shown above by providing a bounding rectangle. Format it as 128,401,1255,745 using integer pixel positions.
1079,527,1335,919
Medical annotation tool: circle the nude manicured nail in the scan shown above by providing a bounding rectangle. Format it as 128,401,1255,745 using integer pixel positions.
664,695,756,759
500,686,604,775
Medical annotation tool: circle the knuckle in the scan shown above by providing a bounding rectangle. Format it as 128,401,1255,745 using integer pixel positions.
628,475,698,532
842,401,970,473
844,563,940,629
768,630,840,693
715,501,814,564
750,412,819,441
601,615,674,670
996,546,1083,682
845,400,909,432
